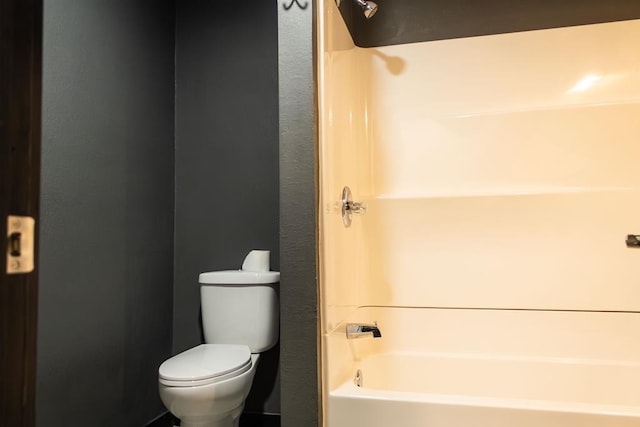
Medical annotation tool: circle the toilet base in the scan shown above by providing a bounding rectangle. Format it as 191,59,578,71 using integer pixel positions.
178,404,243,427
179,418,238,427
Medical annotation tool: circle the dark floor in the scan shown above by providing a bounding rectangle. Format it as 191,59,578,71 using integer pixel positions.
240,413,281,427
147,412,281,427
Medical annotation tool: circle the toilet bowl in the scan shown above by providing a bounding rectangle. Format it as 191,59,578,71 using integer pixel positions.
158,250,279,427
159,345,260,427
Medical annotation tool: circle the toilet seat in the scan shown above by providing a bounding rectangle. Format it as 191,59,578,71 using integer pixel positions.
159,344,252,387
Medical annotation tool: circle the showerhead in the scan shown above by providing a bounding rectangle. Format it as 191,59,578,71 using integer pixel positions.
337,0,379,19
355,0,378,19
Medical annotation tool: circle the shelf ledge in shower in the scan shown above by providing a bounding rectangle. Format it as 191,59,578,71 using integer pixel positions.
374,186,637,200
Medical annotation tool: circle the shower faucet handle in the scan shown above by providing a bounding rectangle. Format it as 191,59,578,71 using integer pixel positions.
345,200,366,214
341,186,366,228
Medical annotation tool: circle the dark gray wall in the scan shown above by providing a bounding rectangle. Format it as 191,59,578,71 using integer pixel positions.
340,0,640,47
174,0,280,415
39,1,175,425
278,2,319,426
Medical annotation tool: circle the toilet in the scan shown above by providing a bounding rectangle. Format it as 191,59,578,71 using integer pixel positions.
158,250,279,427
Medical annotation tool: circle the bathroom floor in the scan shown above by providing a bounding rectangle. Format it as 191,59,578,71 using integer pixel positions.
150,412,281,427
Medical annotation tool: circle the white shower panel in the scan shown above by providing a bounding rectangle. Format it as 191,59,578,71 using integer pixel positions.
362,20,640,311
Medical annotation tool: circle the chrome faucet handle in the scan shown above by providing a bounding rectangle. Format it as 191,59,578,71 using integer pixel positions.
341,186,367,228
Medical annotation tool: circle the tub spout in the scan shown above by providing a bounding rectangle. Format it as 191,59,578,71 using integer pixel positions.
346,322,382,339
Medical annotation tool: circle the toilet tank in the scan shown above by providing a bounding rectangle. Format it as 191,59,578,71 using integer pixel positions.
199,270,279,353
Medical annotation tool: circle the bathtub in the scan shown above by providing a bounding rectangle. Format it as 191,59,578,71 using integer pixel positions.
324,307,640,427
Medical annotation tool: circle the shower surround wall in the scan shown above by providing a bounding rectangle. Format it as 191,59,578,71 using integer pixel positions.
319,0,640,422
364,21,640,311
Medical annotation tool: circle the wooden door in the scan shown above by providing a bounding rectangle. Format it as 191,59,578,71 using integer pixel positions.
0,0,42,425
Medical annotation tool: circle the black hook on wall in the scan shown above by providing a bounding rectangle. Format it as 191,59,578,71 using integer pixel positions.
283,0,309,10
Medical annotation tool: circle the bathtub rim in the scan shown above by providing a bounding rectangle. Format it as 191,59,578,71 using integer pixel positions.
331,380,640,418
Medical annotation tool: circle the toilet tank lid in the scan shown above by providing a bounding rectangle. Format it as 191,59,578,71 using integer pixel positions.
199,270,280,284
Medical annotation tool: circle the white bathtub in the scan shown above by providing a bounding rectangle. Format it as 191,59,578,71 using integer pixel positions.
329,352,640,427
324,308,640,427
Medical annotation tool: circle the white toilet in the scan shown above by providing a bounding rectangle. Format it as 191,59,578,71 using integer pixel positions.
158,250,279,427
